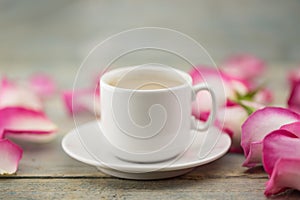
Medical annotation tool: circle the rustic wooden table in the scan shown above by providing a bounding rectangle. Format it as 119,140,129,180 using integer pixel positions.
1,66,300,200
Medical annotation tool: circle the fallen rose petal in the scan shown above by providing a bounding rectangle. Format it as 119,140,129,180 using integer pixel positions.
265,158,300,197
0,78,43,111
253,88,273,105
191,109,210,122
62,89,100,116
28,74,56,98
0,107,57,143
192,90,214,119
280,121,300,137
241,107,300,155
61,70,102,116
242,141,263,167
190,66,249,118
288,68,300,88
217,105,248,153
288,81,300,114
241,107,300,167
190,66,250,97
222,54,265,81
190,66,223,84
0,139,23,174
6,132,57,143
190,67,227,115
262,129,300,175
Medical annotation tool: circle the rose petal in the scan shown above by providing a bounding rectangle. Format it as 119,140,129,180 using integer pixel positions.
241,107,300,167
190,66,250,96
288,80,300,114
190,66,222,84
0,78,43,111
28,74,56,98
190,67,226,115
262,130,300,175
6,132,57,143
254,88,273,105
62,70,102,116
265,158,300,197
0,139,23,174
190,66,249,118
241,107,300,155
280,121,300,138
242,141,263,167
191,109,210,122
222,54,265,81
288,68,300,88
229,146,244,154
192,90,214,117
0,107,57,143
217,105,248,153
62,89,100,116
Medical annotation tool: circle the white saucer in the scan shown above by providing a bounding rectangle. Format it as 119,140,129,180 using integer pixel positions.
62,120,231,180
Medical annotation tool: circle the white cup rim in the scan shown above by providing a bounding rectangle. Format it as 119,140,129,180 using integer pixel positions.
100,65,193,93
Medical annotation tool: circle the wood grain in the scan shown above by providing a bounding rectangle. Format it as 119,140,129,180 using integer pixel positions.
2,176,300,200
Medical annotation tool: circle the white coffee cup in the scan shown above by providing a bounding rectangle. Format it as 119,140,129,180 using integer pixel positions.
100,64,216,163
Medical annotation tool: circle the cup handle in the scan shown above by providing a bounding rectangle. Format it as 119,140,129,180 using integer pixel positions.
191,83,217,131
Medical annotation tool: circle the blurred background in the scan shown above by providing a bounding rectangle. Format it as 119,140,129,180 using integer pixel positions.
0,0,299,81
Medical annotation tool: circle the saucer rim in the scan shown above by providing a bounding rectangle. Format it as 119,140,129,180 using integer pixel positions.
62,120,231,172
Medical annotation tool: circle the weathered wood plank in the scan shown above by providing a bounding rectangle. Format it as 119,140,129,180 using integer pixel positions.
8,152,268,179
1,178,299,200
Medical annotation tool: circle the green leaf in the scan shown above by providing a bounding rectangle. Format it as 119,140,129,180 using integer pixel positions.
234,83,266,102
